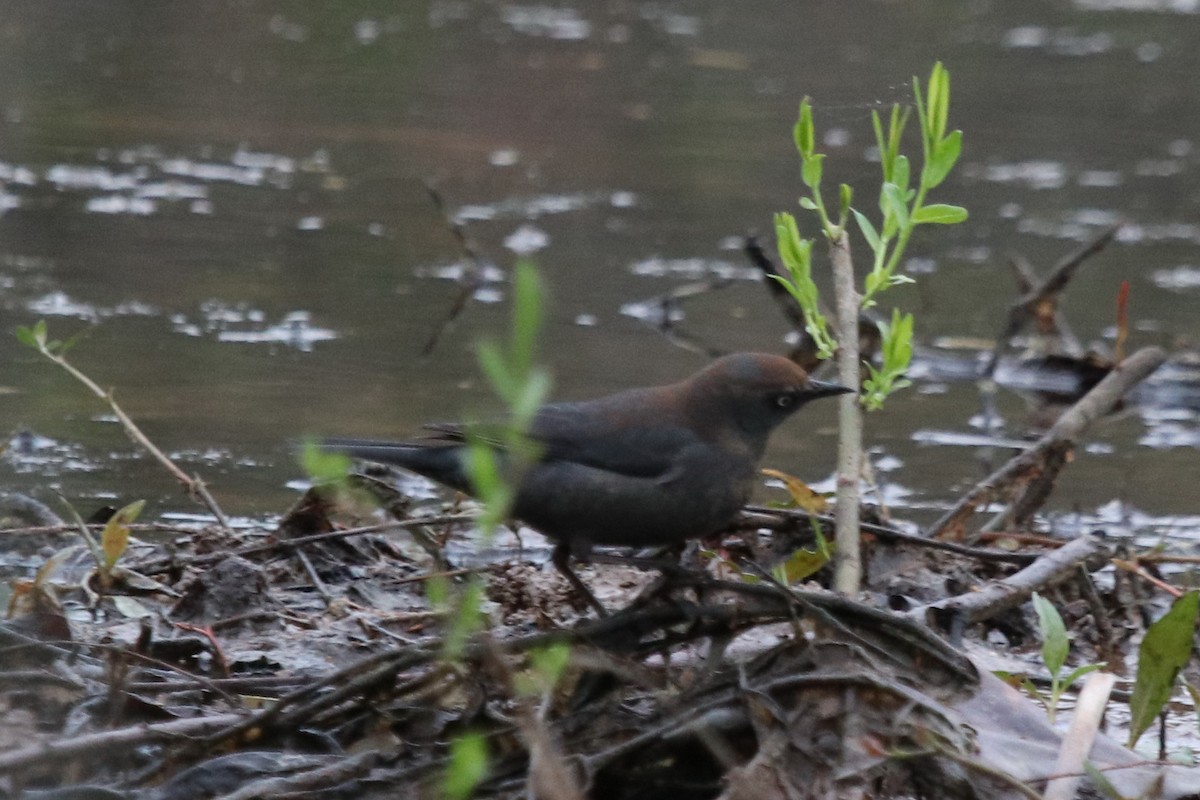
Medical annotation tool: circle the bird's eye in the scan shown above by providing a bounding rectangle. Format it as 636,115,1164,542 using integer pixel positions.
773,393,794,409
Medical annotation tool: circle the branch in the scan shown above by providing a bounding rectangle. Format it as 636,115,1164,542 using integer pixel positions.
925,346,1165,541
829,234,862,594
906,532,1109,641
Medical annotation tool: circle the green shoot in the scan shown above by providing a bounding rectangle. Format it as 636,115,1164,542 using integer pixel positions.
774,62,966,412
440,260,553,794
861,309,914,410
1032,592,1105,724
772,212,836,359
442,731,489,800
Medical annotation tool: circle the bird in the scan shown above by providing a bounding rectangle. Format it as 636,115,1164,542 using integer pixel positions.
322,352,852,615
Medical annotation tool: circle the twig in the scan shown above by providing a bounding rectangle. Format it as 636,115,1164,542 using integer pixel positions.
26,341,230,529
0,712,245,774
213,750,382,800
906,533,1109,641
128,514,476,573
420,179,489,356
926,346,1165,541
741,506,1038,566
829,233,862,594
1112,559,1183,598
985,224,1120,377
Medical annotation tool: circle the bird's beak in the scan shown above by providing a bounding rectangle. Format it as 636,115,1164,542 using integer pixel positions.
806,380,855,399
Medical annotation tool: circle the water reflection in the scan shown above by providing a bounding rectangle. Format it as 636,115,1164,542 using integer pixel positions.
0,0,1198,538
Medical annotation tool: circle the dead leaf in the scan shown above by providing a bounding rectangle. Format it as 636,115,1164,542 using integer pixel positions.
762,468,828,513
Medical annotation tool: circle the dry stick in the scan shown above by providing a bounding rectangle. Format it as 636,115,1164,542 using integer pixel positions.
0,522,237,538
829,233,862,594
213,750,381,800
905,532,1109,641
740,506,1038,566
0,711,245,774
420,179,487,356
33,345,230,530
925,346,1166,542
1042,671,1117,800
1007,252,1084,358
1113,559,1184,598
128,513,476,573
984,224,1120,377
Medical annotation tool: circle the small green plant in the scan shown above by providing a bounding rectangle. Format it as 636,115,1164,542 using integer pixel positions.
771,62,967,593
1031,592,1105,724
442,730,489,800
438,260,553,795
515,642,572,697
774,61,966,410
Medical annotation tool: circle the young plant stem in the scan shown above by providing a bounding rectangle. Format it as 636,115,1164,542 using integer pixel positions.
829,234,862,594
39,348,230,530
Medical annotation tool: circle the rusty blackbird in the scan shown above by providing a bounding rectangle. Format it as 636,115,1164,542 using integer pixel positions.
323,352,851,614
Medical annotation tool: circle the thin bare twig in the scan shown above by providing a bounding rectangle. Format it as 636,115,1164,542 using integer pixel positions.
27,342,230,529
985,224,1120,377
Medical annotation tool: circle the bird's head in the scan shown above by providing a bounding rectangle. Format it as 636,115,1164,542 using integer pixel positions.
688,352,853,443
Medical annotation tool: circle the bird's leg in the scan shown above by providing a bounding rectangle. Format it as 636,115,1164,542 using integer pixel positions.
552,540,608,617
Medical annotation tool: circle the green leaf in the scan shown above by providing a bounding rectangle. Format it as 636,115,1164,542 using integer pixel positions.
839,183,853,219
15,325,39,349
912,203,968,225
476,339,515,404
924,130,963,188
893,154,910,193
1083,761,1124,800
1062,663,1106,689
1033,592,1070,677
801,152,824,190
774,212,808,271
852,210,881,253
299,440,351,484
864,270,883,299
871,109,888,176
1128,590,1200,747
773,532,834,583
511,368,552,426
466,438,504,508
925,61,950,145
799,197,817,210
100,499,144,572
881,309,914,373
520,642,572,695
510,260,543,379
794,98,815,157
880,182,910,231
443,731,489,800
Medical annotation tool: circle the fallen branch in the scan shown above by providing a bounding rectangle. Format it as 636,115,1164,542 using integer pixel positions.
906,532,1109,642
926,346,1165,541
0,712,245,775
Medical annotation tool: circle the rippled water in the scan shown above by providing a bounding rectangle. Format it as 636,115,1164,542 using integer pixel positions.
1,2,1198,542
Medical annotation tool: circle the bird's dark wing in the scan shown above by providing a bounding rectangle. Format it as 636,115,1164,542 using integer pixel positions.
523,402,693,480
417,405,692,480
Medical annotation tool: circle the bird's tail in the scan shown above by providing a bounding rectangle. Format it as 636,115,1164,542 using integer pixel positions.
319,438,470,491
